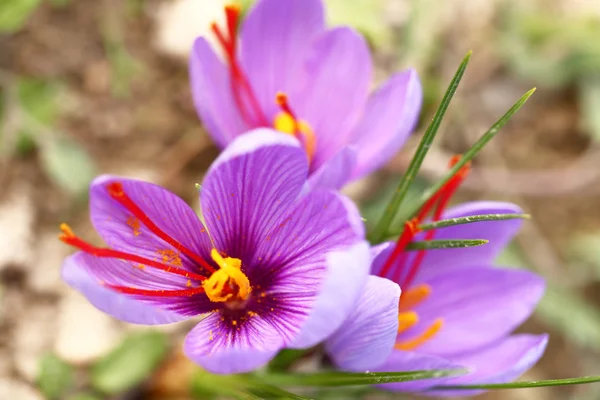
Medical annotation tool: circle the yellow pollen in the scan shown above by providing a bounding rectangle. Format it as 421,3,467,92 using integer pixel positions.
127,216,141,236
273,112,317,162
398,311,419,333
395,319,444,351
399,284,432,311
203,248,251,303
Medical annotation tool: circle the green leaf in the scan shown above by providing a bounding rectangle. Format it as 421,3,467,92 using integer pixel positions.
259,369,465,388
268,348,309,371
405,239,488,251
580,76,600,141
368,51,471,243
37,354,73,400
436,375,600,390
39,136,96,195
324,0,390,47
537,285,600,350
91,331,169,395
404,88,536,220
395,214,529,236
67,395,102,400
17,78,60,126
0,0,41,32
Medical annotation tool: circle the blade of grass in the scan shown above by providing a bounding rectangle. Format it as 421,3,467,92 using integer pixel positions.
436,375,600,390
406,239,488,250
402,88,536,221
368,51,472,243
385,214,530,239
260,369,466,387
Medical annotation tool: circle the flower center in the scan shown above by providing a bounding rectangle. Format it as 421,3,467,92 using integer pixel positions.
211,7,317,163
204,249,251,303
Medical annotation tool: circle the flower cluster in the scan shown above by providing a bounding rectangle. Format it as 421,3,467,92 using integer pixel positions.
60,0,547,396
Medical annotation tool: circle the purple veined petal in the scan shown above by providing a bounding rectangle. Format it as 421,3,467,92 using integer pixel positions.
287,241,371,349
62,253,190,324
200,129,307,262
89,175,213,274
402,267,545,356
374,350,464,392
350,69,423,179
294,27,372,171
371,202,525,281
306,146,357,190
428,334,549,397
246,188,367,348
240,0,325,119
183,312,284,374
190,37,248,148
325,275,401,371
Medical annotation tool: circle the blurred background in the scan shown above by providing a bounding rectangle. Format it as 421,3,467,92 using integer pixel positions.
1,0,600,399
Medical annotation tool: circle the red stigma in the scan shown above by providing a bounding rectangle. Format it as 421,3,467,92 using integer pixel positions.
380,156,471,287
59,224,207,282
107,285,206,298
106,183,216,274
211,5,269,128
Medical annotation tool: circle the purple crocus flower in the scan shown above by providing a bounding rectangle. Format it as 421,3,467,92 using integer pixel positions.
326,201,548,396
60,129,370,374
190,0,422,189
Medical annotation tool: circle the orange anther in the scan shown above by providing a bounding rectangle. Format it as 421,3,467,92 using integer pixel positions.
395,318,443,351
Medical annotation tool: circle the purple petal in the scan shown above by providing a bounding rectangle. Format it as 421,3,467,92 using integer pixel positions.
371,202,525,281
350,69,423,179
89,175,212,274
294,27,372,170
200,129,307,262
405,267,545,356
240,0,325,118
183,312,283,373
287,241,371,349
250,189,366,348
429,334,549,397
325,275,400,371
375,351,463,392
306,146,357,190
62,253,189,325
190,37,248,147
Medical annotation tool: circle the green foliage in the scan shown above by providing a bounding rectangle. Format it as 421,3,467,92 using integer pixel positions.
324,0,390,47
500,9,600,88
406,239,488,251
369,51,472,243
537,285,600,350
37,354,74,400
0,0,41,33
39,136,97,195
67,395,101,400
91,331,169,395
580,77,600,142
437,375,600,390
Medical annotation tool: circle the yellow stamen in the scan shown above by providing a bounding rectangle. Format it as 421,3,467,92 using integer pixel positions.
203,249,250,303
395,318,444,351
398,311,419,333
399,284,431,312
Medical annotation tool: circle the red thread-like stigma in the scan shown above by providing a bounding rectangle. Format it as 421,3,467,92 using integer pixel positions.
211,6,269,127
59,224,207,282
106,182,215,274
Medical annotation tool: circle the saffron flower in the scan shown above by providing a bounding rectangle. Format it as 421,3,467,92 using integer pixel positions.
326,162,547,396
190,0,422,189
60,129,370,374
